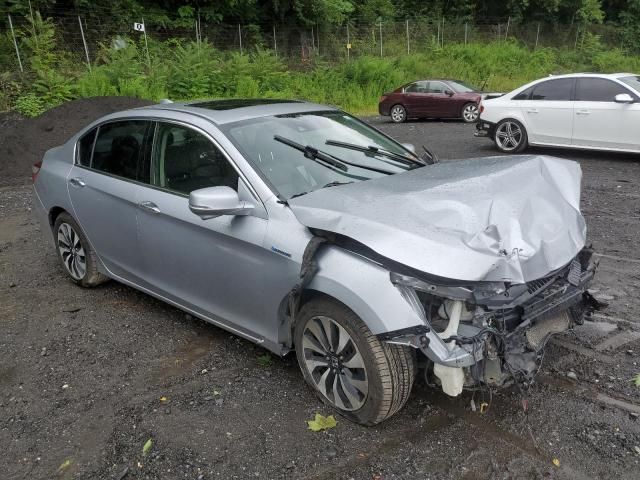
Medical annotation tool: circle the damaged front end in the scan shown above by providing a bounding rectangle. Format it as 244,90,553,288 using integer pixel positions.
383,247,600,396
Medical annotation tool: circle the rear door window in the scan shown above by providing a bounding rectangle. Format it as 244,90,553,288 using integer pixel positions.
404,81,428,93
76,128,97,167
427,81,448,94
151,122,239,195
92,120,153,182
530,78,574,101
576,78,633,102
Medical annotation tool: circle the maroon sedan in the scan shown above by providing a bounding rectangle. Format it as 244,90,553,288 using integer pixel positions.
379,79,482,123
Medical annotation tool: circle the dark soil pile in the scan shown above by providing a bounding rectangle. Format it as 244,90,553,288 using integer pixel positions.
0,96,153,187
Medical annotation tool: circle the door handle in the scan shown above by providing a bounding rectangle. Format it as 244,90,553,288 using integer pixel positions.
526,109,539,114
68,177,86,187
138,201,161,214
576,109,591,115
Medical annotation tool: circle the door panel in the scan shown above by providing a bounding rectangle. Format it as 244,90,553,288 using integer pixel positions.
402,81,430,116
136,121,276,341
572,78,640,151
67,120,152,282
424,81,452,117
135,185,272,338
519,78,574,145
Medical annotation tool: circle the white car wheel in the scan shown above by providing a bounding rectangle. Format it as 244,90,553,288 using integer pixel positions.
494,119,528,153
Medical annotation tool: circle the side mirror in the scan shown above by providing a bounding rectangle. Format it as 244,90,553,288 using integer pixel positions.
615,93,634,104
444,89,454,96
401,142,417,153
189,186,254,219
421,145,440,165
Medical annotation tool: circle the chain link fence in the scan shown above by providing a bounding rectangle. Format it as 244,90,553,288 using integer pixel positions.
1,6,630,74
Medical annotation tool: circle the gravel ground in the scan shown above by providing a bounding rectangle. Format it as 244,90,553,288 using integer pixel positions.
1,106,640,480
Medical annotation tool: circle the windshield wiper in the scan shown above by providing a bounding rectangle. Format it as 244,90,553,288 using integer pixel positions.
274,135,395,175
274,135,348,172
323,180,353,188
325,140,425,167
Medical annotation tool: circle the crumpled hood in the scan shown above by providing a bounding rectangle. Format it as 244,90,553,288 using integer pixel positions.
288,155,586,283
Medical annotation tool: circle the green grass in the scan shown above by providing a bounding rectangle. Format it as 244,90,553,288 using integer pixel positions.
5,35,640,117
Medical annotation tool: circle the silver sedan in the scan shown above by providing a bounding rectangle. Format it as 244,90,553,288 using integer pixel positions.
32,99,599,425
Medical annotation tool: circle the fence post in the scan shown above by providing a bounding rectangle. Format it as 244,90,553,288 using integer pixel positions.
316,23,320,55
141,17,151,67
497,23,501,42
505,16,510,40
238,24,243,54
464,22,468,44
534,23,540,49
77,15,91,71
273,25,277,56
311,25,315,51
406,19,410,54
574,27,579,50
346,23,350,60
437,21,440,47
441,17,445,47
198,10,202,44
28,0,38,48
8,14,24,73
379,20,383,57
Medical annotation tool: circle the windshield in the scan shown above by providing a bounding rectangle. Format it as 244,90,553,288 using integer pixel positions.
223,111,417,199
619,75,640,94
448,80,478,92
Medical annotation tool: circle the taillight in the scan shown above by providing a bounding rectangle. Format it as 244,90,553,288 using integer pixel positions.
379,95,388,103
32,161,42,183
479,104,484,114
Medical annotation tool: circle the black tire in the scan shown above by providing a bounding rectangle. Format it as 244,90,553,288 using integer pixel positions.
294,297,416,426
53,212,108,287
494,118,528,153
389,104,407,123
461,102,480,123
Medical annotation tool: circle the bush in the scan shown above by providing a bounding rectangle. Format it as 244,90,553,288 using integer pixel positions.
14,93,45,117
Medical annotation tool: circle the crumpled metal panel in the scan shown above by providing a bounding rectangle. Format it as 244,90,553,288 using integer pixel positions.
289,155,586,283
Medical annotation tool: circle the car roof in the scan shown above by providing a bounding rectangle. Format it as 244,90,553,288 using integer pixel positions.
536,72,636,80
132,98,339,125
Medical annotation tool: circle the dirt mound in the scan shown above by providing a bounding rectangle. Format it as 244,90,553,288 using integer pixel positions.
0,96,153,187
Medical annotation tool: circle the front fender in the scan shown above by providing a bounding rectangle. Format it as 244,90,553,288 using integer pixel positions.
306,246,425,335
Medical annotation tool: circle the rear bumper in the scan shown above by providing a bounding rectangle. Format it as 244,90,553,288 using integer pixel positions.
378,103,391,116
474,119,496,138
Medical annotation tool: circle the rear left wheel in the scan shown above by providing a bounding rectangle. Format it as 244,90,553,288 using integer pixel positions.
294,297,416,425
390,104,407,123
53,212,107,287
461,103,479,123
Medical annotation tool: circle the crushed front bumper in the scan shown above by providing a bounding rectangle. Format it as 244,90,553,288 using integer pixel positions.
383,248,599,390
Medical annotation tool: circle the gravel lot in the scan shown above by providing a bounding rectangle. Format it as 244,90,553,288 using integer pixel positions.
1,104,640,480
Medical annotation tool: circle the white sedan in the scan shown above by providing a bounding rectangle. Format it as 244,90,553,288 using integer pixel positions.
476,73,640,153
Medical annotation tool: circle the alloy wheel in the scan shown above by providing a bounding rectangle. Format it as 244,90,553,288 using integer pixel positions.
301,315,368,411
462,104,479,122
390,105,406,123
495,121,523,152
57,222,87,280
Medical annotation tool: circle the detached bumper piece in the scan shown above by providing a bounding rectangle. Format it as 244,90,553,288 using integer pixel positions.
474,119,495,138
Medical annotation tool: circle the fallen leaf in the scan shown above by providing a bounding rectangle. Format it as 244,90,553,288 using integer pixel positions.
307,413,337,431
142,438,152,456
159,396,168,402
634,373,640,387
552,458,560,467
57,458,73,472
257,353,273,367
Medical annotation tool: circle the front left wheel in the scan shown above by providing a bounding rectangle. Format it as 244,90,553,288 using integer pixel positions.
294,297,416,426
53,212,108,287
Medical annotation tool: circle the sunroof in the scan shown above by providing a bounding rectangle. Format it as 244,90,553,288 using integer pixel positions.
188,99,301,110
